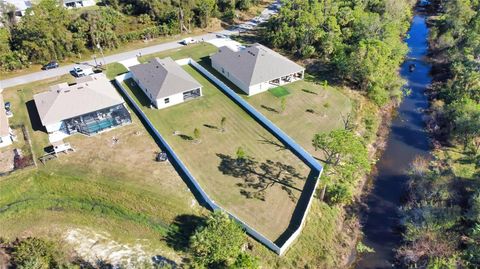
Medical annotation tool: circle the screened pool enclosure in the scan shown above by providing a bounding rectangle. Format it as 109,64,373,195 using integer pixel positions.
61,104,131,136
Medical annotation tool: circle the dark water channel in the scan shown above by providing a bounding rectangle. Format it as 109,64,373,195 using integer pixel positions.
355,8,432,269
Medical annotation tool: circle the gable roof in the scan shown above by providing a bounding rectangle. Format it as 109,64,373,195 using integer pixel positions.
33,74,125,126
210,43,304,87
0,91,9,137
129,57,202,100
3,0,31,12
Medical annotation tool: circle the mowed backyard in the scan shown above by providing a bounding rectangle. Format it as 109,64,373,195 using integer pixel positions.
122,64,312,241
246,78,353,156
0,75,199,260
195,58,353,158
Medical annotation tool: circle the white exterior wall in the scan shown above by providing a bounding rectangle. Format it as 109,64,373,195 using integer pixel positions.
212,59,304,96
0,134,12,148
248,82,275,96
133,75,202,110
155,92,184,109
45,122,63,133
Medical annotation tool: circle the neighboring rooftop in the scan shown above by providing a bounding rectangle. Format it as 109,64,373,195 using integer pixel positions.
210,43,305,87
34,74,125,126
2,0,32,12
130,57,202,99
0,91,9,137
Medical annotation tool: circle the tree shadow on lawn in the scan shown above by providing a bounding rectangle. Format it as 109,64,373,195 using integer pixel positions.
203,124,218,130
257,133,286,151
216,153,305,202
260,105,279,113
165,214,206,252
178,134,193,141
302,89,318,95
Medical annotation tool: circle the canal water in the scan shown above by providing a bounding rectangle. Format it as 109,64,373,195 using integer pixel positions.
355,9,432,269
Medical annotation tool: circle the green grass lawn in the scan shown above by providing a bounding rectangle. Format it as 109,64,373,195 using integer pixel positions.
0,75,201,260
247,77,353,157
269,86,290,98
122,65,312,241
139,43,218,63
105,62,129,80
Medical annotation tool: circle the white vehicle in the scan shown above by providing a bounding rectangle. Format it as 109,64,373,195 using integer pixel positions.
180,37,199,45
71,66,94,77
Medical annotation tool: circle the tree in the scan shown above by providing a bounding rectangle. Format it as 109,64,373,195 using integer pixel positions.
280,96,287,114
220,116,227,132
312,129,370,203
189,211,247,268
447,98,480,153
193,128,201,142
11,0,79,63
236,146,246,160
230,253,259,269
10,237,66,269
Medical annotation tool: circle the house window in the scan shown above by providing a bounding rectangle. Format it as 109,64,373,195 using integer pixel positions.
165,98,170,104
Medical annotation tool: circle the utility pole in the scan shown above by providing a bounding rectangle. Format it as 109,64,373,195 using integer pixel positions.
96,40,106,71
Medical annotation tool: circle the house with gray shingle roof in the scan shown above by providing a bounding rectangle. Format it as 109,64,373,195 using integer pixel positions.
33,73,131,140
210,43,305,96
130,57,203,109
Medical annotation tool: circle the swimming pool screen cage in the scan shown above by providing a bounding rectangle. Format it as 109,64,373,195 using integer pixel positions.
61,104,131,136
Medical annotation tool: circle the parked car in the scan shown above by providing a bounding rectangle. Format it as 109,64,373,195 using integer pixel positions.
71,66,94,77
4,102,12,117
42,61,59,70
180,37,199,45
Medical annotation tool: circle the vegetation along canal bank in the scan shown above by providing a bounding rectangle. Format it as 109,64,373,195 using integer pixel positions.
355,4,433,268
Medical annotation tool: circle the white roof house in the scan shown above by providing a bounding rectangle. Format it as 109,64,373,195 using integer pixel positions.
63,0,96,8
130,57,203,109
33,74,131,140
210,43,305,96
0,91,13,148
1,0,32,17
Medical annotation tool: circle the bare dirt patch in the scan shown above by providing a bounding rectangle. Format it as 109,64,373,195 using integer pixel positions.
64,228,179,268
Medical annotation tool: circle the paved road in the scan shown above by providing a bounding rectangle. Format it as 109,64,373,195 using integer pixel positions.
0,1,280,89
0,29,235,89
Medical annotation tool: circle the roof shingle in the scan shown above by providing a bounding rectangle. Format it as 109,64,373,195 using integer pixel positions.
33,74,125,126
210,43,304,87
130,57,202,100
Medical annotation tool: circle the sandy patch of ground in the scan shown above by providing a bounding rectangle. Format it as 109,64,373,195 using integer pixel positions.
64,228,177,268
0,149,14,174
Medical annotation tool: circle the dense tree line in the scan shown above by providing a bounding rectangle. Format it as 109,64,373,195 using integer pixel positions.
264,0,416,106
397,0,480,267
0,0,261,71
